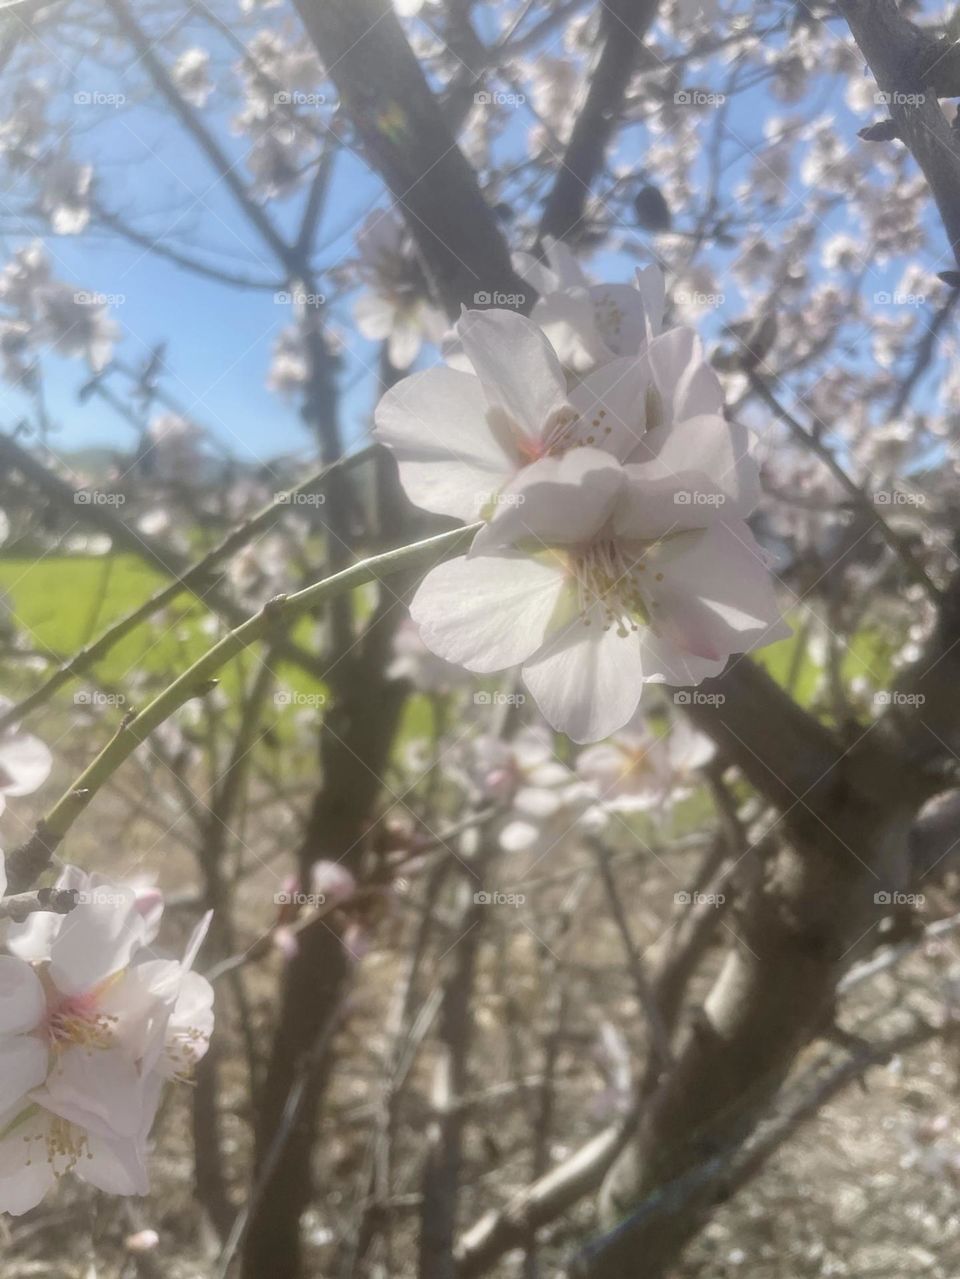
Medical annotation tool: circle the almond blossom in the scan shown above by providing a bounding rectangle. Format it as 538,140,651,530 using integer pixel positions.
353,210,446,369
0,860,213,1214
577,713,715,814
0,699,52,816
515,238,665,372
460,726,593,854
376,308,788,742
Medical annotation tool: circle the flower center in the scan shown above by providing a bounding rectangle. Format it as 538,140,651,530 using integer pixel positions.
571,540,664,637
593,295,626,351
24,1111,92,1175
541,405,613,456
40,972,119,1053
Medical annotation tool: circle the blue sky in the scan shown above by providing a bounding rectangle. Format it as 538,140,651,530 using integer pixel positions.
0,0,948,465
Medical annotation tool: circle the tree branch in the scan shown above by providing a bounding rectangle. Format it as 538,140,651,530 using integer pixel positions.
539,0,661,242
290,0,527,317
842,0,960,269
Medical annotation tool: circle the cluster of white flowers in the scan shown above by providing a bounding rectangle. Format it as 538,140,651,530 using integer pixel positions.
375,255,788,742
0,242,116,382
0,701,214,1215
232,30,325,199
0,860,214,1214
0,83,92,235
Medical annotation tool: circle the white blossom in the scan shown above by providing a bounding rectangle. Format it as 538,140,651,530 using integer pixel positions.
377,308,787,741
0,865,213,1215
353,210,446,369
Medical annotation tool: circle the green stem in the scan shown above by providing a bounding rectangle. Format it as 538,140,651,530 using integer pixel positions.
4,521,481,892
0,445,377,734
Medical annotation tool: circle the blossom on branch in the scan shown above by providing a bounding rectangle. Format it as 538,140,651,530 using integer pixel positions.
376,305,788,742
0,858,213,1215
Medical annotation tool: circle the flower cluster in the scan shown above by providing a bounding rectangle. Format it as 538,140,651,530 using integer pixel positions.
0,859,213,1214
353,210,447,370
375,262,788,742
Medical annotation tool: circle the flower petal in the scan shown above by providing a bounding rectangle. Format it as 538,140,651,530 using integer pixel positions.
570,357,650,461
644,522,790,663
353,292,395,340
642,327,724,425
0,1110,55,1214
0,955,44,1035
472,447,625,553
387,317,423,370
522,607,646,743
456,308,568,442
637,629,727,686
49,889,144,995
410,552,568,674
0,731,52,797
375,366,518,519
0,1037,47,1115
588,283,651,359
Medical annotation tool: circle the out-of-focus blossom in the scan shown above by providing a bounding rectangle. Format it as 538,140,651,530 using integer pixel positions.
309,860,357,907
232,31,324,198
462,726,593,853
267,325,310,396
0,699,52,817
577,714,715,814
354,210,446,369
172,48,213,109
146,413,208,480
37,149,92,235
0,242,116,373
514,238,665,372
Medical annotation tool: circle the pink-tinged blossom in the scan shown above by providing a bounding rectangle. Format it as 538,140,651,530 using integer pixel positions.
376,308,787,741
462,726,593,853
577,714,716,814
0,871,213,1215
